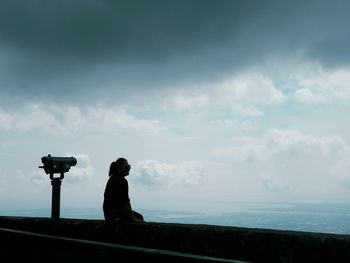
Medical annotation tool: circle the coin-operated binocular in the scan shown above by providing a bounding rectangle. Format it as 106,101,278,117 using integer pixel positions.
40,155,77,179
39,154,77,220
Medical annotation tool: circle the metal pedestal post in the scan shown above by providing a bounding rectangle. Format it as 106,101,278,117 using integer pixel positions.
50,172,64,220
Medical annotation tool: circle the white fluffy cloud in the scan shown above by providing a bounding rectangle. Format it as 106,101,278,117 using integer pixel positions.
86,108,166,133
160,66,350,115
131,160,204,189
213,129,350,193
28,170,47,185
214,129,347,162
220,73,286,117
17,107,62,133
64,153,93,184
221,73,286,105
169,92,211,110
0,105,166,135
159,72,286,117
293,68,350,104
0,111,13,130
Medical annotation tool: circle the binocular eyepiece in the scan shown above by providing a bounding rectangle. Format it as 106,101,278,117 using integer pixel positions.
39,154,77,175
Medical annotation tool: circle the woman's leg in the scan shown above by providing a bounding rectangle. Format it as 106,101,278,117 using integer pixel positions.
132,211,144,221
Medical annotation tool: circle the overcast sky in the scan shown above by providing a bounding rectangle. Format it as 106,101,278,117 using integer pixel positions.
1,0,350,216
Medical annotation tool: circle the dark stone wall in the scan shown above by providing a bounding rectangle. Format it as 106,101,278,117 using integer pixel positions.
1,227,240,263
1,216,350,262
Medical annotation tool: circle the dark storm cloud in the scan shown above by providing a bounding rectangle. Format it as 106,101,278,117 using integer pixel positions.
0,0,255,59
0,0,349,104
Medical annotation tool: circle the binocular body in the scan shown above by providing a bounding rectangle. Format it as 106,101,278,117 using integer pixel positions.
39,154,77,176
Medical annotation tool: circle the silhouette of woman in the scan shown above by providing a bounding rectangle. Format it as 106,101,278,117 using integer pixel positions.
103,158,144,223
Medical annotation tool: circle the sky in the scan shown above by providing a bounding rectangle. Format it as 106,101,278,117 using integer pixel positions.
1,0,350,215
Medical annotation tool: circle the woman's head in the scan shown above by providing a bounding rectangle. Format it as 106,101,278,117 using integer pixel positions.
109,158,131,177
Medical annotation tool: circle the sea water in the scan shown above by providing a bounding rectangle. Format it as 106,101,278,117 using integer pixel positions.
1,202,350,235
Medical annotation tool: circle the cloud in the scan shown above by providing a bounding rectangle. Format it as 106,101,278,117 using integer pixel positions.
28,170,47,185
0,105,77,134
64,153,93,184
332,158,350,190
212,140,269,163
0,105,166,135
132,160,175,187
2,0,350,209
16,107,61,133
294,89,327,104
0,0,242,60
0,111,13,130
293,68,350,104
88,108,166,133
131,159,204,189
230,105,264,118
217,73,285,117
158,72,285,117
261,173,289,192
263,129,348,158
170,93,211,110
213,129,347,162
212,129,350,192
0,0,254,103
221,73,285,105
1,0,350,104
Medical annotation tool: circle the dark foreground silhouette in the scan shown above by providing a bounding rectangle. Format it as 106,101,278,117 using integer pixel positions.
103,157,144,223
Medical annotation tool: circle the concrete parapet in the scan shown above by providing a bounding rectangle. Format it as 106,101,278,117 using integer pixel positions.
0,227,244,263
1,216,350,262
